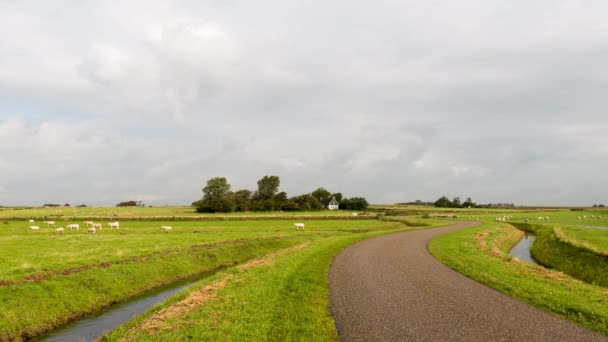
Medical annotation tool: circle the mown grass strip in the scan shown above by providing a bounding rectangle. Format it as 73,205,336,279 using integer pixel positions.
429,223,608,336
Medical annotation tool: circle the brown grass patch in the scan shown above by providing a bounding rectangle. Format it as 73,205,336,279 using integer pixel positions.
239,243,309,270
131,277,230,336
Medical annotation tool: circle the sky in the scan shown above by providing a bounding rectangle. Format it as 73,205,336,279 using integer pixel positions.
1,1,607,206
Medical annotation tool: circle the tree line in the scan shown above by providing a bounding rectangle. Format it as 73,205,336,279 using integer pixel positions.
433,196,477,208
193,175,369,213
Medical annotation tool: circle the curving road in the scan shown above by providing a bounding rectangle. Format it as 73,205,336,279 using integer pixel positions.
329,222,607,341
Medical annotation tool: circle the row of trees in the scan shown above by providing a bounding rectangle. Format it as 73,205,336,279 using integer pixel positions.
194,176,368,213
433,196,477,208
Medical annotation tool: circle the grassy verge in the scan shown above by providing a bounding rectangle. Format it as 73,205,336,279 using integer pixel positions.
103,228,410,341
511,223,608,287
429,223,608,335
0,236,309,340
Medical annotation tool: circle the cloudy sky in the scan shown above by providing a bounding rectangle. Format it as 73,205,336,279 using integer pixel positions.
1,1,607,206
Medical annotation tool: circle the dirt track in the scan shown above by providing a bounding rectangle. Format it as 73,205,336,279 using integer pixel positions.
329,222,607,341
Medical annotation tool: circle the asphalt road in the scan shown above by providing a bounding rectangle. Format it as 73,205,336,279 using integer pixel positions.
329,222,607,341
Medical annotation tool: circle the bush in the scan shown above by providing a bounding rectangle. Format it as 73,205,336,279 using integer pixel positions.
116,201,138,207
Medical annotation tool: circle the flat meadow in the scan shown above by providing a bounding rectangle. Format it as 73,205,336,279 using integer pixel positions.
3,205,608,340
0,208,433,340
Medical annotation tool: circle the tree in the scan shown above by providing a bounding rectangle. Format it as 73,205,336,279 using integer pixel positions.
116,201,138,207
452,197,461,208
256,175,280,200
197,177,233,213
311,187,332,205
342,197,369,210
434,196,452,208
462,197,476,208
203,177,231,201
331,193,344,202
230,189,252,212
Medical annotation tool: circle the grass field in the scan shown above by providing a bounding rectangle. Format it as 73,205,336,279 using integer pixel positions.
4,205,608,340
429,222,608,335
0,213,442,340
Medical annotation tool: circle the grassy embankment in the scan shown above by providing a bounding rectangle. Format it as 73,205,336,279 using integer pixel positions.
0,216,440,340
512,222,608,288
429,217,608,335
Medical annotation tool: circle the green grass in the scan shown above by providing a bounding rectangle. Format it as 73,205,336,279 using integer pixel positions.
511,223,608,288
0,218,407,340
556,226,608,254
103,228,417,341
429,222,608,335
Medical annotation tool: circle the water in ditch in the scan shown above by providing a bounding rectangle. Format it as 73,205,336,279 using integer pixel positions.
36,272,214,342
509,233,539,265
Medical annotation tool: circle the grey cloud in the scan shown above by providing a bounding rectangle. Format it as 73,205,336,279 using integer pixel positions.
1,1,608,206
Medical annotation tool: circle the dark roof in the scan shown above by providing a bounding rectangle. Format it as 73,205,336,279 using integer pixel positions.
329,196,339,205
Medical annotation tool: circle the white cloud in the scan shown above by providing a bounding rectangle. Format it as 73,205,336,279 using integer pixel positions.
1,1,608,205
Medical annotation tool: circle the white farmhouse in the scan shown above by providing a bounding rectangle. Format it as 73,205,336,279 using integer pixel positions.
328,196,339,210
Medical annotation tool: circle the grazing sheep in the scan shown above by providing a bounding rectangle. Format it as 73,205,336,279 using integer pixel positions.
293,223,305,231
29,225,40,230
352,213,358,216
161,225,172,232
108,221,120,230
537,217,544,221
44,221,56,227
92,223,102,230
84,221,94,227
55,227,64,233
67,224,79,231
545,216,550,220
87,227,96,235
28,219,35,223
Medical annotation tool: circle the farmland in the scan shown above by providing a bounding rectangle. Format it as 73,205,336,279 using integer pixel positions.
0,210,442,340
2,205,608,340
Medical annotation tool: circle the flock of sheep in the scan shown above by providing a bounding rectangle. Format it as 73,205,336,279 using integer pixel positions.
26,220,173,234
576,215,602,220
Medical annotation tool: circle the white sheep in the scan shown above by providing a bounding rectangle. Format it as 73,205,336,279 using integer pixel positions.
28,219,35,223
537,217,545,220
67,224,80,231
55,227,64,233
44,221,56,227
29,225,40,230
87,227,96,235
545,216,550,220
161,225,172,232
84,221,94,227
108,221,120,230
92,223,102,230
294,223,305,231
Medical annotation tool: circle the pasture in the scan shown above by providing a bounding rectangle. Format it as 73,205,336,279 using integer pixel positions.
429,208,608,335
0,214,427,340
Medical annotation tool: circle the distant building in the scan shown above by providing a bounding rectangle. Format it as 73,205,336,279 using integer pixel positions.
328,196,339,210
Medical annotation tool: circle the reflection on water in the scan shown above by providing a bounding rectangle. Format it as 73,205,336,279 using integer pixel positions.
509,233,539,265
